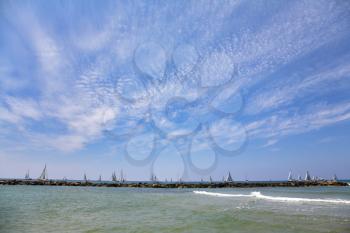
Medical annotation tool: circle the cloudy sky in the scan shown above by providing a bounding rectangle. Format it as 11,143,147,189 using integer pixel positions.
1,0,350,181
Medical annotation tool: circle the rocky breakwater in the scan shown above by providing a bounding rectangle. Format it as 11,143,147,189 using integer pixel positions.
0,179,348,188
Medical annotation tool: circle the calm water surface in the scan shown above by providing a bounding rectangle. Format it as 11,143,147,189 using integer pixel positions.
1,185,350,233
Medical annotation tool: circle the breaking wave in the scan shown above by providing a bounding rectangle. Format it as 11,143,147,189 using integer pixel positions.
193,191,350,204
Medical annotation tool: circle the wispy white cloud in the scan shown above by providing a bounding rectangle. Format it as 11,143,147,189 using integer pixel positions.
246,58,350,115
246,101,350,141
225,0,349,89
262,139,278,148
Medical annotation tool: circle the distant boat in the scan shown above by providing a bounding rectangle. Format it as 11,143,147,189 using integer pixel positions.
38,164,48,180
112,172,117,182
120,170,125,183
84,173,88,182
63,177,67,182
150,172,157,182
333,174,338,181
200,178,203,183
98,175,102,182
288,170,293,181
305,171,311,181
24,170,30,180
209,176,213,183
298,175,302,181
225,172,233,183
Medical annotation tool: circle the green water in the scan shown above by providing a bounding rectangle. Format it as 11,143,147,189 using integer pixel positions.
0,186,349,233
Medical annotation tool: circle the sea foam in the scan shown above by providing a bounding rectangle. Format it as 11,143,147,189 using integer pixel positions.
193,191,350,204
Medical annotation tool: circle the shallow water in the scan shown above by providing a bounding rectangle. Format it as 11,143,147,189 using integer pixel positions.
1,186,350,233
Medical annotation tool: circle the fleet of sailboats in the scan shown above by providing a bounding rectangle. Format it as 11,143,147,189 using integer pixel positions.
24,166,340,183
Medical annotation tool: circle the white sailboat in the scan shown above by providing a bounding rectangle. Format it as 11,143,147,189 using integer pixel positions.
150,172,156,182
25,170,30,180
38,164,48,180
112,172,117,182
225,172,233,183
333,174,338,181
305,171,311,181
120,170,125,183
288,170,293,181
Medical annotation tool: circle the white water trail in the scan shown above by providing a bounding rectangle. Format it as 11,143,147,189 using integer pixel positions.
193,191,350,204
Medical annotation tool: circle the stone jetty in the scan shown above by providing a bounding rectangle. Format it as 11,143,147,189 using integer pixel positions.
0,179,347,188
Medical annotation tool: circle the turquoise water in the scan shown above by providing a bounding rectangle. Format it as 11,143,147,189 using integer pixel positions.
1,186,350,233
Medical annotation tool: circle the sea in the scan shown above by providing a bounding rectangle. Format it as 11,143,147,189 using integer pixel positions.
1,185,350,233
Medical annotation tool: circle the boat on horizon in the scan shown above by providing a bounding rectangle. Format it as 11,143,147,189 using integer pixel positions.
120,170,125,183
305,171,311,181
24,170,31,180
333,174,338,181
112,171,117,182
225,172,233,183
38,164,48,181
288,170,293,181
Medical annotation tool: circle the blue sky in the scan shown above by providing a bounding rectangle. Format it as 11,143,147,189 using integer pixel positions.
1,0,350,181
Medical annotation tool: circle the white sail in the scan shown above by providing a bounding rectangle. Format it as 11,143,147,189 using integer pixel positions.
150,172,156,182
112,172,117,182
25,170,30,179
305,171,311,181
288,170,293,181
225,172,233,182
120,170,125,182
333,174,338,181
38,164,48,180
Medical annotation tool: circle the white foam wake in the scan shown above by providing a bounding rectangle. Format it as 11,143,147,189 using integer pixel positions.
193,191,350,204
